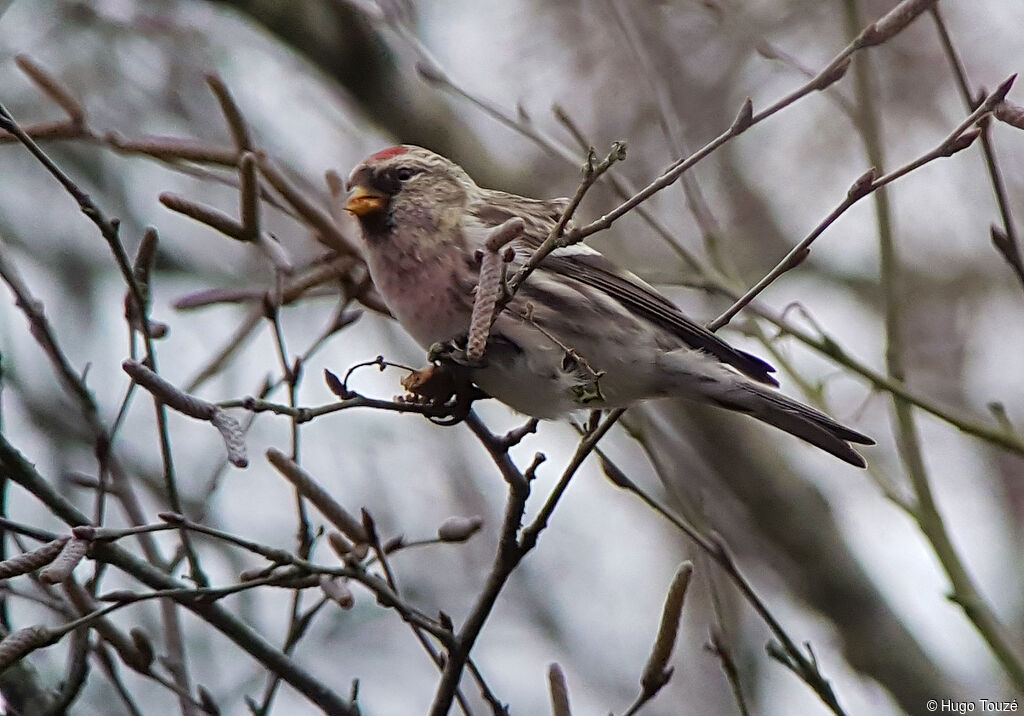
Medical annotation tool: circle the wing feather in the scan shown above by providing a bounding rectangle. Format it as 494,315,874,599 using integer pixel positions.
539,251,777,385
464,190,777,386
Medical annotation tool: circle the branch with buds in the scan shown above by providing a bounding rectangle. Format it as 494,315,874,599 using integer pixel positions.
123,359,249,467
707,74,1014,332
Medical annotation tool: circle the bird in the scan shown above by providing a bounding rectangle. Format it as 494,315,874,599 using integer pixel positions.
344,145,873,467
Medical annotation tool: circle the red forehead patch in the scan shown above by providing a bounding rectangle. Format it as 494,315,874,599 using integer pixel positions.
369,146,408,161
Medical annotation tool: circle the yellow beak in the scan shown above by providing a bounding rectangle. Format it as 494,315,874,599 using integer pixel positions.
345,185,387,217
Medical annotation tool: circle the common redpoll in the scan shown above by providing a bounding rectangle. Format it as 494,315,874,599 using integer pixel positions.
345,146,873,467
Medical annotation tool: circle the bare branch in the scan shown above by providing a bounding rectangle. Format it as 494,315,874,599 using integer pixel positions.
122,359,249,467
707,77,1013,332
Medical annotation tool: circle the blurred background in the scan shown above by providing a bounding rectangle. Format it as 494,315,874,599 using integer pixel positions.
1,0,1022,714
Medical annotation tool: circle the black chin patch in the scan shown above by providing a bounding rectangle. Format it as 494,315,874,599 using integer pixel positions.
360,210,393,239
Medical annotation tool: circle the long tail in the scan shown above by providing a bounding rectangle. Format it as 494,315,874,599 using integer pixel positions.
702,380,874,467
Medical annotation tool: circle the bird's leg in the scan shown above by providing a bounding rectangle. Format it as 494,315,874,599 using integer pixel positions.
427,336,487,368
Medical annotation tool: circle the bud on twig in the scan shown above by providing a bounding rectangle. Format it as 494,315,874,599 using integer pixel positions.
329,310,363,336
382,534,405,553
71,525,97,540
324,368,353,399
988,75,1017,108
987,401,1015,435
730,98,754,133
524,452,547,481
360,508,378,546
437,516,484,543
319,575,355,609
995,100,1024,130
989,225,1024,279
811,57,851,92
123,298,168,339
516,101,531,123
942,127,981,156
598,453,637,491
846,168,877,200
328,531,369,562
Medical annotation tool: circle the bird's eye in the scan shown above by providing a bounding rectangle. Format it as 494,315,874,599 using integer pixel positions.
395,167,415,181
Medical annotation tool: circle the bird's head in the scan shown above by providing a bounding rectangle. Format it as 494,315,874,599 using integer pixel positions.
345,145,474,241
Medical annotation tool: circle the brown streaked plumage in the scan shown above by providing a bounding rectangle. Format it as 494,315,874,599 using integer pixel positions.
345,145,874,467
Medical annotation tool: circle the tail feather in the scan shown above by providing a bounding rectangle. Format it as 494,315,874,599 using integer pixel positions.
654,349,873,467
705,382,874,468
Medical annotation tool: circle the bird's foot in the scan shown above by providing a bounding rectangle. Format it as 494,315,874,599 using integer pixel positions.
400,362,488,426
427,338,487,369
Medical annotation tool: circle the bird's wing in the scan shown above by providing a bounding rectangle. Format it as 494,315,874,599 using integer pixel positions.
465,190,778,386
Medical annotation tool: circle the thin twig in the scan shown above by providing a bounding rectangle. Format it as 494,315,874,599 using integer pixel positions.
594,445,846,715
506,144,626,297
0,90,210,606
929,7,1024,292
707,77,1012,331
682,278,1024,457
844,0,1024,690
0,424,354,715
154,512,451,645
429,409,623,714
0,231,200,709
